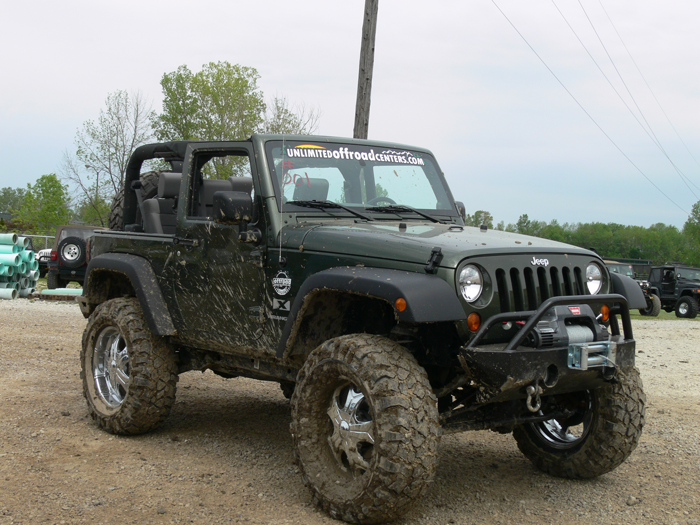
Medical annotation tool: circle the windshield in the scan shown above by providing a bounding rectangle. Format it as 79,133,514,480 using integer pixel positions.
677,268,700,280
265,141,457,217
606,263,635,278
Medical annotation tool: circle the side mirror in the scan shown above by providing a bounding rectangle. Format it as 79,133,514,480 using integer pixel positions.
454,201,466,223
213,191,252,224
213,191,261,244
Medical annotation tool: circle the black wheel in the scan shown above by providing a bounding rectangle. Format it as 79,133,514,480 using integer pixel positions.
81,297,178,435
57,237,87,268
675,296,699,318
46,272,61,289
109,170,160,231
291,334,440,524
366,196,396,206
639,294,661,317
513,367,645,479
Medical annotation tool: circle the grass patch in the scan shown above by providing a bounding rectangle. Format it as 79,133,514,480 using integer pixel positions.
34,277,82,292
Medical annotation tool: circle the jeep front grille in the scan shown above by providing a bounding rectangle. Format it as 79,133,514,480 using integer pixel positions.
494,263,587,313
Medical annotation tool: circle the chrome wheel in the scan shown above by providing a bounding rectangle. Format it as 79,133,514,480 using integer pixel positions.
61,243,80,262
92,326,130,408
678,301,689,316
327,383,375,474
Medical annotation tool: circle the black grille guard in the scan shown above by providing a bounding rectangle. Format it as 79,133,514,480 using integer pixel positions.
466,294,632,350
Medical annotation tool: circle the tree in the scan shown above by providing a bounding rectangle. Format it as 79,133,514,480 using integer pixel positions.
263,96,321,135
15,174,71,232
74,195,111,227
153,62,265,179
153,62,323,179
61,90,154,225
0,187,26,214
154,62,265,143
464,210,494,229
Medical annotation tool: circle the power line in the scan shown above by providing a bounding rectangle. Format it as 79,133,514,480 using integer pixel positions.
597,0,700,173
550,0,698,199
575,0,699,198
488,0,688,215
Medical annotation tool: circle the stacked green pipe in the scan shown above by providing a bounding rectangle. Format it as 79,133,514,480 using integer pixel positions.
0,233,39,299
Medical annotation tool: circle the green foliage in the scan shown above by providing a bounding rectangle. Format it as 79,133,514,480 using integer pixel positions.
153,62,265,179
464,210,494,229
75,195,111,227
0,187,27,214
470,208,689,265
15,174,71,233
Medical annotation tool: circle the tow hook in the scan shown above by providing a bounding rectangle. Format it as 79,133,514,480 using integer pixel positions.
525,384,543,413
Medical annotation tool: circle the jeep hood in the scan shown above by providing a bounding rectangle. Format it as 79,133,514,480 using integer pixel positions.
280,222,596,269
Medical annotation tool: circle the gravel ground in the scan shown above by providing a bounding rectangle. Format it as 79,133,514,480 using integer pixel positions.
0,299,698,525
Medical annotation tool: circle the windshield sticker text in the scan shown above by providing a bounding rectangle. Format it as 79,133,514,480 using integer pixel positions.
286,146,425,166
282,172,311,188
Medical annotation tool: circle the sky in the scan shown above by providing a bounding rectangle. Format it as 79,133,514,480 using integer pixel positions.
1,0,699,229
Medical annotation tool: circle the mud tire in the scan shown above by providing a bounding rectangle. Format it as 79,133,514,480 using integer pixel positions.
675,296,699,319
639,294,661,317
81,297,178,435
46,272,60,289
290,334,440,524
513,367,645,479
108,170,160,231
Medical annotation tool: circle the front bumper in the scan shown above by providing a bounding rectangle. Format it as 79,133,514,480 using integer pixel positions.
459,294,635,404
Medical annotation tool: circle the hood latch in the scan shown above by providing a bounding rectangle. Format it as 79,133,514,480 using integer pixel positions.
424,246,443,274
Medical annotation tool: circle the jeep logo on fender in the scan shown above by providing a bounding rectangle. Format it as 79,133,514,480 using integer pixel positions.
531,257,550,267
272,270,292,296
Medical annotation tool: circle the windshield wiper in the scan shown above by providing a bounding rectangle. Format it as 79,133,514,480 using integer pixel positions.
287,200,373,221
364,205,445,224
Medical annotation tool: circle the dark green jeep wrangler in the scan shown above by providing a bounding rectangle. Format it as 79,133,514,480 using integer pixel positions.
79,135,646,524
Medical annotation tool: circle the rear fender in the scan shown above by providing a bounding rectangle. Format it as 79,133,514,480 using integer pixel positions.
82,253,176,336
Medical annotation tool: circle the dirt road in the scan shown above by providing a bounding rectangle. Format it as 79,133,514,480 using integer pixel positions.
1,300,698,525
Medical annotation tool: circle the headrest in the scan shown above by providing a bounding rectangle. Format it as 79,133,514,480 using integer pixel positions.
158,172,182,199
293,178,329,201
228,176,253,194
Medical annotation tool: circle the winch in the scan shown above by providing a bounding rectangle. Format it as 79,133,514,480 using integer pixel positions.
521,304,609,348
520,304,616,371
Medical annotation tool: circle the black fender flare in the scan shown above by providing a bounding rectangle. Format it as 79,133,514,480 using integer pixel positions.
276,266,466,358
84,253,176,336
610,272,647,310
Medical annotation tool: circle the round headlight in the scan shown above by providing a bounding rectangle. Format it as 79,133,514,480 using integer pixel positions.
586,263,603,294
459,264,483,302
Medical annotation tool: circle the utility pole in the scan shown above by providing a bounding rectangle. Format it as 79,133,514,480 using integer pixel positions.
353,0,379,139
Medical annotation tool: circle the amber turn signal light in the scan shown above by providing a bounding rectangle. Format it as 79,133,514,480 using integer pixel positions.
395,297,407,312
467,312,481,332
600,304,610,322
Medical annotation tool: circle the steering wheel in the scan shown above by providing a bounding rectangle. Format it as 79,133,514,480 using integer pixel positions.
366,196,396,206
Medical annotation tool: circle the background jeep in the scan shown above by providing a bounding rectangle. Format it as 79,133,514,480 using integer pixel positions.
648,264,700,318
46,225,105,289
